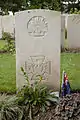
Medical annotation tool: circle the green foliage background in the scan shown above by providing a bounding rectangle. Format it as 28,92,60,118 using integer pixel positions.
0,0,60,14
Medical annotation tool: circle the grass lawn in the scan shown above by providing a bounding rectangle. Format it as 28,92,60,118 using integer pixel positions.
61,53,80,91
0,54,16,93
0,40,6,50
0,52,80,93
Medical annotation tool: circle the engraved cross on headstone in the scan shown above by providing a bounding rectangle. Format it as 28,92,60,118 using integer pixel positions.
25,55,51,81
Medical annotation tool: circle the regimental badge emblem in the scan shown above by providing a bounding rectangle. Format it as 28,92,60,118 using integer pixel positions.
27,16,48,37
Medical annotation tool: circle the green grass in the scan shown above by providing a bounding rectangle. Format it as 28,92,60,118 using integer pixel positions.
0,54,16,93
0,40,6,50
0,52,80,93
61,53,80,91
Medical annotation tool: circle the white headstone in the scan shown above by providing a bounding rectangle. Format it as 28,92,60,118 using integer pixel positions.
2,15,15,35
0,16,2,39
61,15,65,48
67,14,80,48
15,9,61,91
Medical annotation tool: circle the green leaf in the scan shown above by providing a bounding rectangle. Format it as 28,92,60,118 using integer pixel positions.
46,96,58,103
45,101,51,106
21,67,24,72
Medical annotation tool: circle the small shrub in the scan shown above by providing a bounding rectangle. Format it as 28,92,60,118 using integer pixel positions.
0,95,23,120
2,32,12,40
2,32,15,54
17,67,58,120
0,67,58,120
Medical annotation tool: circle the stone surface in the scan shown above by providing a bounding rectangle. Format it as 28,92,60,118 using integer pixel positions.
15,9,61,91
2,15,15,36
67,14,80,48
61,15,65,48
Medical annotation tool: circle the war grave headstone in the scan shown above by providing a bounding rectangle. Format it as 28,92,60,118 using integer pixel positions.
67,14,80,48
2,15,15,36
15,9,61,92
61,14,65,48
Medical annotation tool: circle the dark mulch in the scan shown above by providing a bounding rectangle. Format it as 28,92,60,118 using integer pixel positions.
34,93,80,120
0,93,80,120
